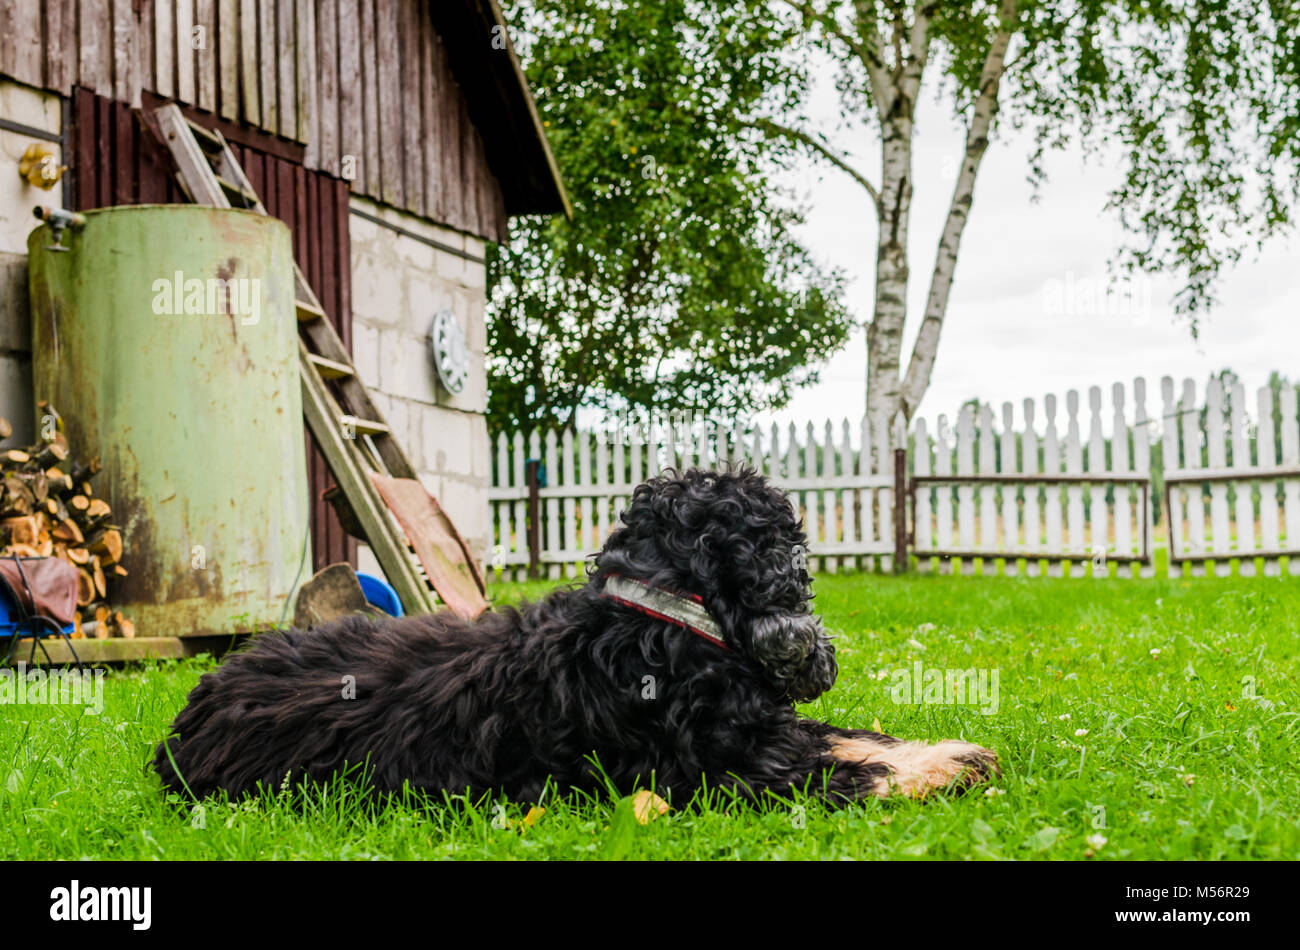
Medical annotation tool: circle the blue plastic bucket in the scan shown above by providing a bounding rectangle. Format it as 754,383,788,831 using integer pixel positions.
356,572,403,617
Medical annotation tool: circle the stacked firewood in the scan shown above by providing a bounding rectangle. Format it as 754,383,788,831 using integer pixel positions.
0,407,134,639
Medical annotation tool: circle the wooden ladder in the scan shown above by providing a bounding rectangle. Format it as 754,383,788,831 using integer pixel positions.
150,103,465,616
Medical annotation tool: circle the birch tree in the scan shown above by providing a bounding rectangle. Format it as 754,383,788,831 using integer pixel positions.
745,0,1300,424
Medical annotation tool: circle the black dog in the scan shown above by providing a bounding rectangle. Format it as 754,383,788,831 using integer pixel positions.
154,467,997,804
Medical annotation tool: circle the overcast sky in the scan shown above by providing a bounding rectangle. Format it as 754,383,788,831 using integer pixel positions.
758,74,1299,437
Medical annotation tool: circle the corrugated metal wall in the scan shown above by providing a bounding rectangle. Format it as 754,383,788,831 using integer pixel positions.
70,86,356,573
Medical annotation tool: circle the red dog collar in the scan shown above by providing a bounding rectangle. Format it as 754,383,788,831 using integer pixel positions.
600,575,729,651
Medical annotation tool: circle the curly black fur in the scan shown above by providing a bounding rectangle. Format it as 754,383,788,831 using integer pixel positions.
154,467,976,805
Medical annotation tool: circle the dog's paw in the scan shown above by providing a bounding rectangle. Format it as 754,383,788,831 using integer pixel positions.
830,736,1000,799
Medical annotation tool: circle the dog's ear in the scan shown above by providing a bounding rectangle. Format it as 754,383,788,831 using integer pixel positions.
747,612,838,702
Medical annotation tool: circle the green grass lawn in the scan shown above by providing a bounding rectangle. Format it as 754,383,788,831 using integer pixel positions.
1,572,1296,860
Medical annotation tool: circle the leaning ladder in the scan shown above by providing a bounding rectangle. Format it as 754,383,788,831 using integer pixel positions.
150,103,443,614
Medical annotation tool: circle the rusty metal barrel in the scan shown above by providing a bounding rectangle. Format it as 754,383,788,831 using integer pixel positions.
27,205,308,637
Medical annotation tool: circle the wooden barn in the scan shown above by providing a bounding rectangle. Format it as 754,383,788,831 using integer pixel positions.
0,0,568,596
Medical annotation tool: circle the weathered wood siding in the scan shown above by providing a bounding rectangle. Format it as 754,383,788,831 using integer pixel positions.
1,0,508,241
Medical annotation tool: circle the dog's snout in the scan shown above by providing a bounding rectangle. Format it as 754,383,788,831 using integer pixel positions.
748,611,839,703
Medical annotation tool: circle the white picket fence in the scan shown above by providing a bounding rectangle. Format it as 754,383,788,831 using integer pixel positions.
488,375,1300,580
487,413,901,580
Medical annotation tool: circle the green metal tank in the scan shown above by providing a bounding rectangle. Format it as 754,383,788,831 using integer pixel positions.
27,205,308,637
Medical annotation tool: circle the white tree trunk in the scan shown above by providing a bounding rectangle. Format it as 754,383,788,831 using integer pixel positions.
900,0,1018,417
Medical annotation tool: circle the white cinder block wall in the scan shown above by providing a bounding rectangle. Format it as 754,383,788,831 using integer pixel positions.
348,196,492,573
0,79,63,449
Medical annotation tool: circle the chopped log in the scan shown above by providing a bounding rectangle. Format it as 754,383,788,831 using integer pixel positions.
33,437,69,469
2,515,40,547
68,494,89,513
1,449,30,465
75,569,95,607
93,605,111,639
44,467,73,494
25,472,48,504
0,416,10,440
72,611,84,639
113,564,128,577
7,543,40,557
68,457,101,485
88,528,123,564
51,518,83,543
1,477,34,516
86,498,111,521
66,547,91,565
42,498,59,516
112,611,135,639
90,556,107,599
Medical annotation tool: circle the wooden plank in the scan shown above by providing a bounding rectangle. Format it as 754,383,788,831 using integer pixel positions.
495,432,511,579
1133,378,1154,577
999,403,1017,573
78,0,108,95
315,0,339,176
460,97,480,234
359,0,380,196
370,474,486,618
176,0,196,104
912,417,930,569
1021,398,1040,575
420,16,442,222
154,104,229,205
401,0,424,216
561,428,577,578
1180,378,1207,575
41,0,67,91
8,0,41,83
1257,384,1282,576
196,0,217,111
977,405,996,570
15,637,188,665
441,40,463,230
297,0,316,152
578,428,593,570
1230,381,1256,575
1111,383,1133,576
876,413,893,573
595,425,610,552
276,0,296,138
1086,386,1107,577
259,0,277,134
114,95,136,206
803,421,819,573
375,0,401,204
239,0,259,125
1280,385,1300,576
1043,394,1063,576
1206,378,1232,575
955,405,975,575
1160,377,1183,578
1064,390,1084,575
218,0,239,119
337,0,362,186
839,418,857,572
821,420,837,572
542,429,559,579
155,0,175,97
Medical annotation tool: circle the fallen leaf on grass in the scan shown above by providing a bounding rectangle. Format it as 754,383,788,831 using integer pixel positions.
631,790,669,824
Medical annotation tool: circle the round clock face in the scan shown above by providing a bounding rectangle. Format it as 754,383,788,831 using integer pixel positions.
430,309,469,395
